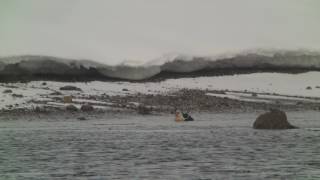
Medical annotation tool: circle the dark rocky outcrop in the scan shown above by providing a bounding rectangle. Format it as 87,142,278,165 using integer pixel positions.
33,106,48,113
50,91,63,95
66,104,78,112
3,89,12,93
137,105,152,115
253,109,297,129
12,94,23,98
77,117,87,120
60,86,82,91
80,104,94,112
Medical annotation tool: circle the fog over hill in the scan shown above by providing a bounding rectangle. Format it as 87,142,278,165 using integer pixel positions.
0,50,320,81
0,0,320,64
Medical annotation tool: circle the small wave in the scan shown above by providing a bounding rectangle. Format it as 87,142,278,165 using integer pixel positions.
0,50,320,81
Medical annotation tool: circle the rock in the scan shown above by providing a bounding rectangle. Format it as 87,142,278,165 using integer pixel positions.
60,86,82,91
12,94,23,98
6,105,13,108
63,96,73,103
316,86,320,89
122,88,129,91
252,93,258,97
306,86,312,90
253,109,297,129
66,104,78,112
80,104,94,112
34,106,47,113
77,117,87,120
42,82,47,86
137,105,152,115
3,89,12,93
50,91,63,95
34,106,41,112
4,85,18,89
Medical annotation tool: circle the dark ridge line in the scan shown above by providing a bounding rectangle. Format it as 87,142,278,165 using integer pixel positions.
0,67,319,83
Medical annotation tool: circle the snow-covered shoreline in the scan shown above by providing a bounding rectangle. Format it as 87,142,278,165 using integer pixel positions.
0,72,319,113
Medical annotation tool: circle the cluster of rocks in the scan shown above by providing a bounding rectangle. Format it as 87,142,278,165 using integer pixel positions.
2,89,24,98
65,104,95,112
306,85,320,90
99,89,308,114
62,94,94,112
2,82,319,118
32,85,94,113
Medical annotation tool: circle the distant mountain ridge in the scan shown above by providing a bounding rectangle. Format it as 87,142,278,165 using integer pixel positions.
0,50,320,82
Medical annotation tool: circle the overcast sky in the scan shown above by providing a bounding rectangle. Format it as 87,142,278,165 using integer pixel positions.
0,0,319,64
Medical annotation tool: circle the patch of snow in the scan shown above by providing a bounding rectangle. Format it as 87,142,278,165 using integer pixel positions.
161,72,320,98
128,102,140,106
206,93,272,103
72,99,112,105
226,92,320,103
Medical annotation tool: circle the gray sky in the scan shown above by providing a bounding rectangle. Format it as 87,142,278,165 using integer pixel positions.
0,0,319,64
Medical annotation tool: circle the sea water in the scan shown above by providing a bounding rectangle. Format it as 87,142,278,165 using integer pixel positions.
0,111,319,179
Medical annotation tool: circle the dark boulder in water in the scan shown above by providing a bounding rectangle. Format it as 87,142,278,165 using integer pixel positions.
60,86,82,91
253,109,297,129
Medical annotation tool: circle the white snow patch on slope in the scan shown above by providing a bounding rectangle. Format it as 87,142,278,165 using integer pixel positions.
161,72,320,98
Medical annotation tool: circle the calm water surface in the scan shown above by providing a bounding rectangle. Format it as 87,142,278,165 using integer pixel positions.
0,111,319,179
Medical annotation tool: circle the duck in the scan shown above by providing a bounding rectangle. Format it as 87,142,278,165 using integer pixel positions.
175,110,185,122
175,110,194,122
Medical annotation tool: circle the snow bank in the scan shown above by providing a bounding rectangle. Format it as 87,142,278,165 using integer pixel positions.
1,71,319,110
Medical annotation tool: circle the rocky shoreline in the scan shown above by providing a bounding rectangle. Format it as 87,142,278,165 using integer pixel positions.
1,88,319,118
1,71,320,118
